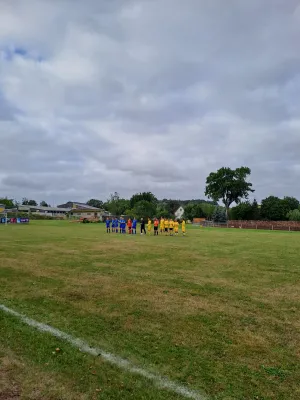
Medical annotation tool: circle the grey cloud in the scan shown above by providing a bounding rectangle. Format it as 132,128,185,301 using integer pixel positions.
0,0,300,204
2,175,46,190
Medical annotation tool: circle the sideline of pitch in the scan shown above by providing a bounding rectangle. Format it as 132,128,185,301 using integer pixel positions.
0,304,207,400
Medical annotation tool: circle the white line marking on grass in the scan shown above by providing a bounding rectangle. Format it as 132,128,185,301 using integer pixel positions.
0,304,206,400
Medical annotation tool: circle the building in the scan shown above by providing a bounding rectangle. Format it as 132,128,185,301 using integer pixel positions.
57,201,109,220
18,205,70,217
174,206,185,220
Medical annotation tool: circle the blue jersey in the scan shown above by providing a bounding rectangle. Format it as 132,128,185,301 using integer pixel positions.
106,219,111,227
132,219,137,228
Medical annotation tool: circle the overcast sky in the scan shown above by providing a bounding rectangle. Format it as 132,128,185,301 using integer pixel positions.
0,0,300,205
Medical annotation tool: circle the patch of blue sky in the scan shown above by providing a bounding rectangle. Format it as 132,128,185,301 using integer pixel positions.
0,45,44,62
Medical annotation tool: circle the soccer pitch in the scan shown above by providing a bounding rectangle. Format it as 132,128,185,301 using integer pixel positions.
1,222,299,400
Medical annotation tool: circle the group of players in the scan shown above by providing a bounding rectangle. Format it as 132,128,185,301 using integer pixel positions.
105,217,186,236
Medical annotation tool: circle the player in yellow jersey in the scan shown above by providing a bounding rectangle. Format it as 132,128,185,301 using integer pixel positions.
181,219,186,236
164,218,169,235
160,218,164,234
174,220,179,235
147,218,152,235
169,219,174,236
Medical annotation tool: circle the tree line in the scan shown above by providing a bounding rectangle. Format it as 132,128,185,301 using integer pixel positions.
0,198,49,208
1,165,300,221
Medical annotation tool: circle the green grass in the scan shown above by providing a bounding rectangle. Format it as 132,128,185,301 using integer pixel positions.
1,221,300,399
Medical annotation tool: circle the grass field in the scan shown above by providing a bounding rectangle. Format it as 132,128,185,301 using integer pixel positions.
1,221,300,400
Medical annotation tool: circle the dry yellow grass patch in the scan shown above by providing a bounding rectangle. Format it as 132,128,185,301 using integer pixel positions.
0,348,87,400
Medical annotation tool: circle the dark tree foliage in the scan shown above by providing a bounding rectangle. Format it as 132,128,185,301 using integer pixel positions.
22,198,37,206
132,200,156,219
205,166,254,217
86,199,104,209
130,192,158,209
260,196,286,221
212,206,227,223
0,197,15,209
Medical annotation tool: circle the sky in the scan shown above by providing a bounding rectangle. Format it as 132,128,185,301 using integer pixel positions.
0,0,300,205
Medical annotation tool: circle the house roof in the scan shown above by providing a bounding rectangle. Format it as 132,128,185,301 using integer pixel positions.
71,202,101,210
19,205,71,212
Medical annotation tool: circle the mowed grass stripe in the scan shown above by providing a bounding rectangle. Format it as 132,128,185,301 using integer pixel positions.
0,304,206,400
1,221,300,399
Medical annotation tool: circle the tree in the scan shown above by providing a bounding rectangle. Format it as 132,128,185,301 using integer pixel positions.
132,200,156,219
282,196,299,215
251,199,260,220
86,199,104,209
212,206,227,223
0,197,15,209
200,203,216,220
40,201,49,207
183,203,205,221
105,192,130,216
130,192,158,209
260,196,286,221
287,209,300,221
230,202,253,220
164,199,181,215
156,204,171,219
22,198,37,206
183,203,195,221
205,166,254,218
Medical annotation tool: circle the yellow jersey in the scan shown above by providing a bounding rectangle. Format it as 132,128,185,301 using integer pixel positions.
169,220,174,229
181,220,186,231
174,221,179,231
160,219,165,229
164,220,169,228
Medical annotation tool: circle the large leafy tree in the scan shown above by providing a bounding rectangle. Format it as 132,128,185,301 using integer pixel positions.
86,199,104,209
282,196,299,215
129,192,158,209
230,201,253,220
105,192,130,216
230,199,260,220
205,166,254,218
260,196,286,221
132,200,156,219
40,201,49,207
0,197,15,208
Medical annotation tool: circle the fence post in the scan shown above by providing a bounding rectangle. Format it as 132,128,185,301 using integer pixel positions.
289,226,291,232
256,224,257,229
272,225,273,230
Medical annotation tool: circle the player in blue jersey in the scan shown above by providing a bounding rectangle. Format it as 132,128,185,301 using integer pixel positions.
132,217,137,234
111,217,116,233
121,217,126,234
105,217,111,233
